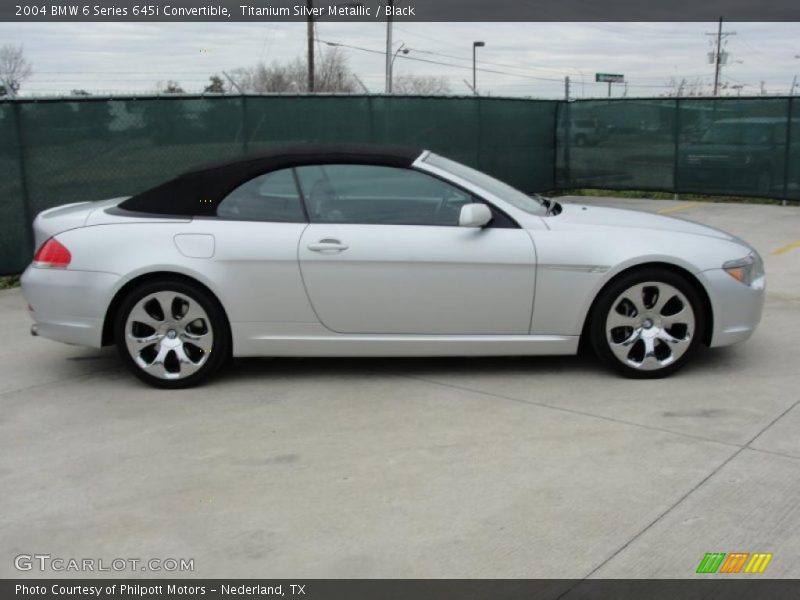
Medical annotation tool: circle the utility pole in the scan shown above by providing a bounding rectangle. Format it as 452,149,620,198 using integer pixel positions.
707,16,735,96
791,75,797,96
564,76,570,101
472,41,485,96
307,0,314,93
712,17,723,95
385,0,393,93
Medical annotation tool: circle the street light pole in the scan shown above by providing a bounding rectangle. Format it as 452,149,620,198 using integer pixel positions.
388,43,409,93
306,0,314,92
472,41,485,96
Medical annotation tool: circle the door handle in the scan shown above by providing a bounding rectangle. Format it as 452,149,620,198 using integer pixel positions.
307,239,349,252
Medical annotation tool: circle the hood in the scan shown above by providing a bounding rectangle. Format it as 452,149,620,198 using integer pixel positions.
551,202,735,241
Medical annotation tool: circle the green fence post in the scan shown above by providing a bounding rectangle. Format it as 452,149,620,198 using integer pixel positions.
562,100,571,189
12,100,35,260
672,97,681,199
367,95,375,143
476,96,483,171
551,101,560,193
782,96,793,206
240,95,250,154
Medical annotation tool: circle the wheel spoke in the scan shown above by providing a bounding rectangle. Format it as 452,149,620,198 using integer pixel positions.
174,345,203,377
662,306,690,328
658,329,687,345
652,285,677,315
608,328,641,362
619,284,647,316
607,311,637,330
642,335,657,360
179,302,206,326
128,306,161,330
141,345,170,374
180,330,210,344
151,291,181,320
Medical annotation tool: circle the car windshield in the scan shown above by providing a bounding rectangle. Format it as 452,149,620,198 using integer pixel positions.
422,152,547,216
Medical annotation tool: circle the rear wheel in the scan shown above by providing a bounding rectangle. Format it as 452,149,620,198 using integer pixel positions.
589,268,705,378
114,279,230,388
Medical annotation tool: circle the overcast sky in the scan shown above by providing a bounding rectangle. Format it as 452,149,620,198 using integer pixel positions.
1,21,799,98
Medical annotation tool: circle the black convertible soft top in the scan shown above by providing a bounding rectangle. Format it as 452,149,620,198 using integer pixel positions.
119,143,424,216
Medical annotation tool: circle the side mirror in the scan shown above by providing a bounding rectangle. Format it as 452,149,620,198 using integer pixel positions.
458,203,492,228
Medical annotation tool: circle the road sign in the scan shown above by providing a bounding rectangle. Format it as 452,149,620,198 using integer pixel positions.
595,73,624,83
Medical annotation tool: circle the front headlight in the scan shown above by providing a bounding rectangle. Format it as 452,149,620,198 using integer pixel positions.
723,253,764,287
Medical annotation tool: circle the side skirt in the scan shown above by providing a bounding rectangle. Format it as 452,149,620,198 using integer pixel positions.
231,324,579,357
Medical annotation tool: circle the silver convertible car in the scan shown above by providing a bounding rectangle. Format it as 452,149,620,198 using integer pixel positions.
21,145,765,388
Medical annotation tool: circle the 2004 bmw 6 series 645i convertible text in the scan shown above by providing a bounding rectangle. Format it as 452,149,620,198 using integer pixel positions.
21,144,765,388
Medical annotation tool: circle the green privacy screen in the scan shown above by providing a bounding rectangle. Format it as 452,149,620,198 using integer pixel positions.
0,95,555,274
0,94,797,275
556,96,798,199
0,103,30,277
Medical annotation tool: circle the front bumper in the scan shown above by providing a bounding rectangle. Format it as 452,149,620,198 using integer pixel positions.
21,266,121,348
700,268,765,348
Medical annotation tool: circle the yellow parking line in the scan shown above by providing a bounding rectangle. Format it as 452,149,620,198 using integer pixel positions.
771,240,800,256
657,202,702,215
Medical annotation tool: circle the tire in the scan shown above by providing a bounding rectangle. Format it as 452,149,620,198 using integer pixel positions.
589,268,705,379
114,278,231,388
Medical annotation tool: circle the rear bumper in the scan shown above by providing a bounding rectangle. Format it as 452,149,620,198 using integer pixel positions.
701,268,765,348
20,266,120,348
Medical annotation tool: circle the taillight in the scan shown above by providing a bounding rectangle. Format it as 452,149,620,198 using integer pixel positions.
33,238,71,268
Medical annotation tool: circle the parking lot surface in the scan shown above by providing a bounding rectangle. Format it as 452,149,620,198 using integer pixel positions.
1,196,799,579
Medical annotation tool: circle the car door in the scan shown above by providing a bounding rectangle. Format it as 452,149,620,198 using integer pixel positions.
295,164,536,335
209,168,317,328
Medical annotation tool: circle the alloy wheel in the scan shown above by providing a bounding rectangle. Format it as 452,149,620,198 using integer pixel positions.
124,291,214,380
605,281,695,371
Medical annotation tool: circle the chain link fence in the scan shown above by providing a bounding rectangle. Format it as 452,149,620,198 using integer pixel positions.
1,94,798,275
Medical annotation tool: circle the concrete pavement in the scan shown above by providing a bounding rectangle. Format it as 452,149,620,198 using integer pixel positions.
1,196,798,579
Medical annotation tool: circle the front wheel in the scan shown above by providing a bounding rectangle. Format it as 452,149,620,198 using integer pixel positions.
589,268,705,378
114,279,230,388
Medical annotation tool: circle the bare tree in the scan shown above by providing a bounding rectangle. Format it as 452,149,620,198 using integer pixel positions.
664,76,733,97
155,80,185,94
0,44,33,97
393,75,452,95
203,75,226,94
229,47,357,94
313,47,357,93
232,60,304,93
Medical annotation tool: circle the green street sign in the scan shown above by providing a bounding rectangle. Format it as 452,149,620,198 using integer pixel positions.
595,73,625,83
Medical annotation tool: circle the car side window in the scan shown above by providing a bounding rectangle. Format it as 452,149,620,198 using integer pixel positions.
218,168,306,222
294,164,476,226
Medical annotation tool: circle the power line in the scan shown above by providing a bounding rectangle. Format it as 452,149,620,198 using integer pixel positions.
315,38,565,83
